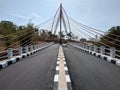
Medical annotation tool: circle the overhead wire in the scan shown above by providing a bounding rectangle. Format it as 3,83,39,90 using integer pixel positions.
69,17,120,38
62,7,71,33
70,21,91,39
62,13,68,35
69,17,120,47
0,32,37,57
54,11,60,35
36,17,53,28
51,7,60,33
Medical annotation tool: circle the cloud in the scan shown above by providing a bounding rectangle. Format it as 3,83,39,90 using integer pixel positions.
11,14,31,19
11,13,42,20
32,13,42,19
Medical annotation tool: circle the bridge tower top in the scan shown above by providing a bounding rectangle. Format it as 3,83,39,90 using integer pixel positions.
50,2,71,44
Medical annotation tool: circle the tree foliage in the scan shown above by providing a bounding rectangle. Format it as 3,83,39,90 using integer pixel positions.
99,26,120,49
0,21,39,49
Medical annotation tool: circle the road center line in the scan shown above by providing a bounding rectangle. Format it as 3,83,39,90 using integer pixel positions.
58,45,67,90
53,45,72,90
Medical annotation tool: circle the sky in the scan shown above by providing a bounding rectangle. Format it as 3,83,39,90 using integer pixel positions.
0,0,120,32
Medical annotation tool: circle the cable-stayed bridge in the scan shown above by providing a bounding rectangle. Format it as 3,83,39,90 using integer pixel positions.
0,3,120,90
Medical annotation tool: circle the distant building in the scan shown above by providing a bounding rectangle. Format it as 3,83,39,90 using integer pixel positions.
1,21,13,25
80,38,87,42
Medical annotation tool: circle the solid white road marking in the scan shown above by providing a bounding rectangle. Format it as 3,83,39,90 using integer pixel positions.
54,75,59,82
57,58,60,60
57,61,59,64
56,66,60,70
63,58,65,61
64,67,68,71
64,61,66,64
66,75,71,82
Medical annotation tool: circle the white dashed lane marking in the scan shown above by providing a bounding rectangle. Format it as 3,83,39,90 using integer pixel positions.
53,45,73,90
54,75,59,82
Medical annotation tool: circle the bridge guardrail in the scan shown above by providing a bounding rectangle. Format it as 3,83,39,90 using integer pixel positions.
69,43,120,61
0,42,54,69
115,50,120,59
0,42,54,61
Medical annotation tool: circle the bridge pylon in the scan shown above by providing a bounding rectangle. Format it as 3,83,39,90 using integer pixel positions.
50,3,71,45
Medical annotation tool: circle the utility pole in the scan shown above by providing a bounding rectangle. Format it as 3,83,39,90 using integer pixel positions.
60,3,62,44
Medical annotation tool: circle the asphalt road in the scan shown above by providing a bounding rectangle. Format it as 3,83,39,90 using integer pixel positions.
0,44,59,90
63,45,120,90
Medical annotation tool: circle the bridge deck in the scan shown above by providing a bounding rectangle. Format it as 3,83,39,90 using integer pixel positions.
0,44,120,90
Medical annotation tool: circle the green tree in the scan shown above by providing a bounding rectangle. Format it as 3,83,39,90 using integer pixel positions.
0,21,16,35
0,21,17,48
18,23,38,46
99,26,120,49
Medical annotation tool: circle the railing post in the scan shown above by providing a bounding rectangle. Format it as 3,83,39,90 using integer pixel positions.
39,44,41,48
83,44,86,49
94,45,97,52
18,47,22,55
87,45,89,50
34,45,36,50
33,45,35,50
89,45,92,51
7,48,13,59
30,45,33,51
25,46,28,53
110,47,116,58
35,45,37,50
85,44,88,50
82,44,84,49
101,46,105,55
36,45,39,49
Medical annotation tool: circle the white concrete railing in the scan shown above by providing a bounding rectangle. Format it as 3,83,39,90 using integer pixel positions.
0,42,54,69
0,42,54,60
69,43,120,60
